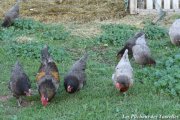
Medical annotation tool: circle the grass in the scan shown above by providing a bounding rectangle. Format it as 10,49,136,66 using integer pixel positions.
0,16,180,120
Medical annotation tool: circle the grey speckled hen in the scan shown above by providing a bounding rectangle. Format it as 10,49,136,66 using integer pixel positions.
2,1,19,27
169,19,180,45
112,49,133,92
117,31,145,59
64,53,88,93
132,33,156,65
8,61,31,106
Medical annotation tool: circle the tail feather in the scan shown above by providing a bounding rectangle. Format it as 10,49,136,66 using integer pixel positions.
80,53,88,62
136,34,146,45
15,61,21,67
12,61,23,73
71,53,89,71
128,31,145,43
117,31,144,60
134,31,145,38
122,49,129,60
41,45,52,64
12,1,19,12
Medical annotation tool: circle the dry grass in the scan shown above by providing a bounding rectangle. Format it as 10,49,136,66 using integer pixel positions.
15,36,34,43
0,0,126,23
1,1,178,39
45,10,180,38
65,22,102,38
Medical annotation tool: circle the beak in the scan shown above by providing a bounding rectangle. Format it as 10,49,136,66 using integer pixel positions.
25,92,31,96
25,89,32,96
115,83,121,90
67,86,72,92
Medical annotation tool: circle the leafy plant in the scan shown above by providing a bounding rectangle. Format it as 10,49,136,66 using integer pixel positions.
42,24,69,41
154,53,180,96
0,27,20,41
0,19,70,41
3,42,70,63
13,18,43,30
143,23,168,40
4,42,43,59
96,24,137,46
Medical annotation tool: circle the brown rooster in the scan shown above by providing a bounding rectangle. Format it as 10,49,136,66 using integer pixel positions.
8,61,31,106
2,1,19,27
36,45,60,106
64,53,88,93
117,31,145,59
112,49,133,92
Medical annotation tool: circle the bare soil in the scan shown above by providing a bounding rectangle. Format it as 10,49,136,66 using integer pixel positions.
0,95,12,102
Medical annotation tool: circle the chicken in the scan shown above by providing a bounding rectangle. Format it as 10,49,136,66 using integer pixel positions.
36,45,60,106
112,49,133,92
134,33,147,45
8,61,31,106
117,31,145,59
2,1,19,27
64,53,88,93
169,19,180,45
132,34,156,65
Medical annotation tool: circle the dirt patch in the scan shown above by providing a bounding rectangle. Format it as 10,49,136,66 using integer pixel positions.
0,95,12,102
20,100,34,107
64,13,177,38
0,95,34,107
65,22,102,38
0,0,126,23
91,44,108,52
15,36,34,43
95,15,156,28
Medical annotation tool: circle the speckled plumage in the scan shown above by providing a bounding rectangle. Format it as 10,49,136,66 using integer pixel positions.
64,53,88,93
132,34,156,65
117,31,145,59
169,19,180,45
9,61,31,106
112,49,133,92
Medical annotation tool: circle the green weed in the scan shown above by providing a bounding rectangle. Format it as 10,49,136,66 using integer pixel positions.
0,19,70,41
143,23,168,40
96,24,138,46
154,53,180,96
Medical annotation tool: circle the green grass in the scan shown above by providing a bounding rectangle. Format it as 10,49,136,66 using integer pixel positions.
0,18,179,120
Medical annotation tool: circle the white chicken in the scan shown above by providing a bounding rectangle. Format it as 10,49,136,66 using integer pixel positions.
112,49,133,92
169,19,180,45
